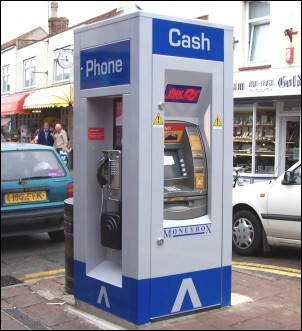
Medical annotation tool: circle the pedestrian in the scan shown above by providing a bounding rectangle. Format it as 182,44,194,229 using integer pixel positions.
37,122,54,146
52,123,68,153
30,129,40,144
49,119,57,135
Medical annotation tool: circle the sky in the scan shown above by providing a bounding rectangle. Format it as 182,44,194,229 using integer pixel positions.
1,1,201,44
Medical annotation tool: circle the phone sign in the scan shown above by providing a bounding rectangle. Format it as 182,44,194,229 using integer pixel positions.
80,40,130,90
165,84,202,103
88,128,104,140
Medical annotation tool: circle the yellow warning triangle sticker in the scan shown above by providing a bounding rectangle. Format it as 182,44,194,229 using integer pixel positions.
213,115,222,127
153,113,164,125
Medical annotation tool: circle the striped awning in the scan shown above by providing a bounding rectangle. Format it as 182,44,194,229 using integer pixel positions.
23,84,73,109
1,92,31,115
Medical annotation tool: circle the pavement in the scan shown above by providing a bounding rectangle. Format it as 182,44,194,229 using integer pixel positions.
1,269,301,330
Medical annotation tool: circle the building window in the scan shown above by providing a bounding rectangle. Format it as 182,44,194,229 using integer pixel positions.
54,60,70,82
54,51,70,83
2,65,10,93
247,1,270,63
24,58,36,88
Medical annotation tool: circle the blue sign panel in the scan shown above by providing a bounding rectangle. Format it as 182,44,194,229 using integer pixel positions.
80,40,130,90
153,19,224,61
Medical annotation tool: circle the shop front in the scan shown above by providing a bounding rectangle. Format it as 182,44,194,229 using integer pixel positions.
233,66,301,183
1,92,31,141
23,84,73,142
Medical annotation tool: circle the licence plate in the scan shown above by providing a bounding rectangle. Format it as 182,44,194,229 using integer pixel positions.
5,191,47,204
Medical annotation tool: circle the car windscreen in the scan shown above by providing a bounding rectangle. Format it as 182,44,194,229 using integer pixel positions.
1,150,67,181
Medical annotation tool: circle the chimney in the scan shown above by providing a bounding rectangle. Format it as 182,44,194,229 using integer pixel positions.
51,1,58,17
48,1,69,35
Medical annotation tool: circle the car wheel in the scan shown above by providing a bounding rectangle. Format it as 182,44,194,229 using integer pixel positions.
48,230,65,242
232,210,262,256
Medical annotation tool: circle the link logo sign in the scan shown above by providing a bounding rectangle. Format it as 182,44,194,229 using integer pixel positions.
165,84,202,103
80,40,130,90
153,19,224,61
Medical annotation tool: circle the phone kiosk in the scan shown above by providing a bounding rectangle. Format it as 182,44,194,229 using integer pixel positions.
73,12,233,327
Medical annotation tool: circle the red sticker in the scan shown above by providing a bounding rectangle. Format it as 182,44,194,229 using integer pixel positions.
164,123,185,132
88,128,104,140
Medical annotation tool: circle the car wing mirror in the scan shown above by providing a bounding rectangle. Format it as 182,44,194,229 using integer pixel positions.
281,170,294,185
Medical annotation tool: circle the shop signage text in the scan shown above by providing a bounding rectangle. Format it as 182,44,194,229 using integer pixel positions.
233,67,301,98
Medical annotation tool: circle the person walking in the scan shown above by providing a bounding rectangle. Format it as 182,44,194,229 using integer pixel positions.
30,129,40,144
52,123,68,153
37,123,54,146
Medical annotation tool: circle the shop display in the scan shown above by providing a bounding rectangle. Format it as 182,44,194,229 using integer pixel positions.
233,108,276,174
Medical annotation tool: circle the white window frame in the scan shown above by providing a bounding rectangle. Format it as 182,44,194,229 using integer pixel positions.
246,1,270,64
53,51,70,83
2,65,10,94
23,57,36,89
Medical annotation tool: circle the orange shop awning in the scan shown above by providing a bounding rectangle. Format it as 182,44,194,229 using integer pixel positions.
1,92,31,115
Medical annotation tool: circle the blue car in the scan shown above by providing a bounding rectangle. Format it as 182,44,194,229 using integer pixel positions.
1,142,73,241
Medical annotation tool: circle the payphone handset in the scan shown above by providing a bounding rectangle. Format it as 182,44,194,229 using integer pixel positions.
97,150,122,201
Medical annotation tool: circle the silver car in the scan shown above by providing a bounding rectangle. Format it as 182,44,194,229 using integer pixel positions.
232,161,301,255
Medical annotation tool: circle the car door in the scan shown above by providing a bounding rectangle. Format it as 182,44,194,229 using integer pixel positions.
265,165,301,242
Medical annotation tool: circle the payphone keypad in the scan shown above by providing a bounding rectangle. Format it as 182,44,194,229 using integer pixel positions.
111,162,119,176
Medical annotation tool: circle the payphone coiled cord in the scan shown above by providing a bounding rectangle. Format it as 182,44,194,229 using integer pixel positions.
99,187,104,229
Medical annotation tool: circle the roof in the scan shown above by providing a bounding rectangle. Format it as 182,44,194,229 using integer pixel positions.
47,8,123,39
72,8,122,28
1,142,56,151
1,27,48,51
1,8,123,50
33,8,123,44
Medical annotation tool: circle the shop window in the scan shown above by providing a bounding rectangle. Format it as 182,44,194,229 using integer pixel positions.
255,107,275,174
24,58,36,88
247,1,270,63
233,104,253,173
2,65,10,94
284,100,301,112
16,113,42,142
233,102,276,175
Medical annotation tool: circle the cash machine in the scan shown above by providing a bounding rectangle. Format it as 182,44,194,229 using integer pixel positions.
164,121,207,220
73,11,233,326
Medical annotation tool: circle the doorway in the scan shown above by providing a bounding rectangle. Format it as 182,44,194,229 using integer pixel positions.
280,116,300,174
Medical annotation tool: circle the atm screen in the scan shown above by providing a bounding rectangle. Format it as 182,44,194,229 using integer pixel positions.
164,150,182,179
